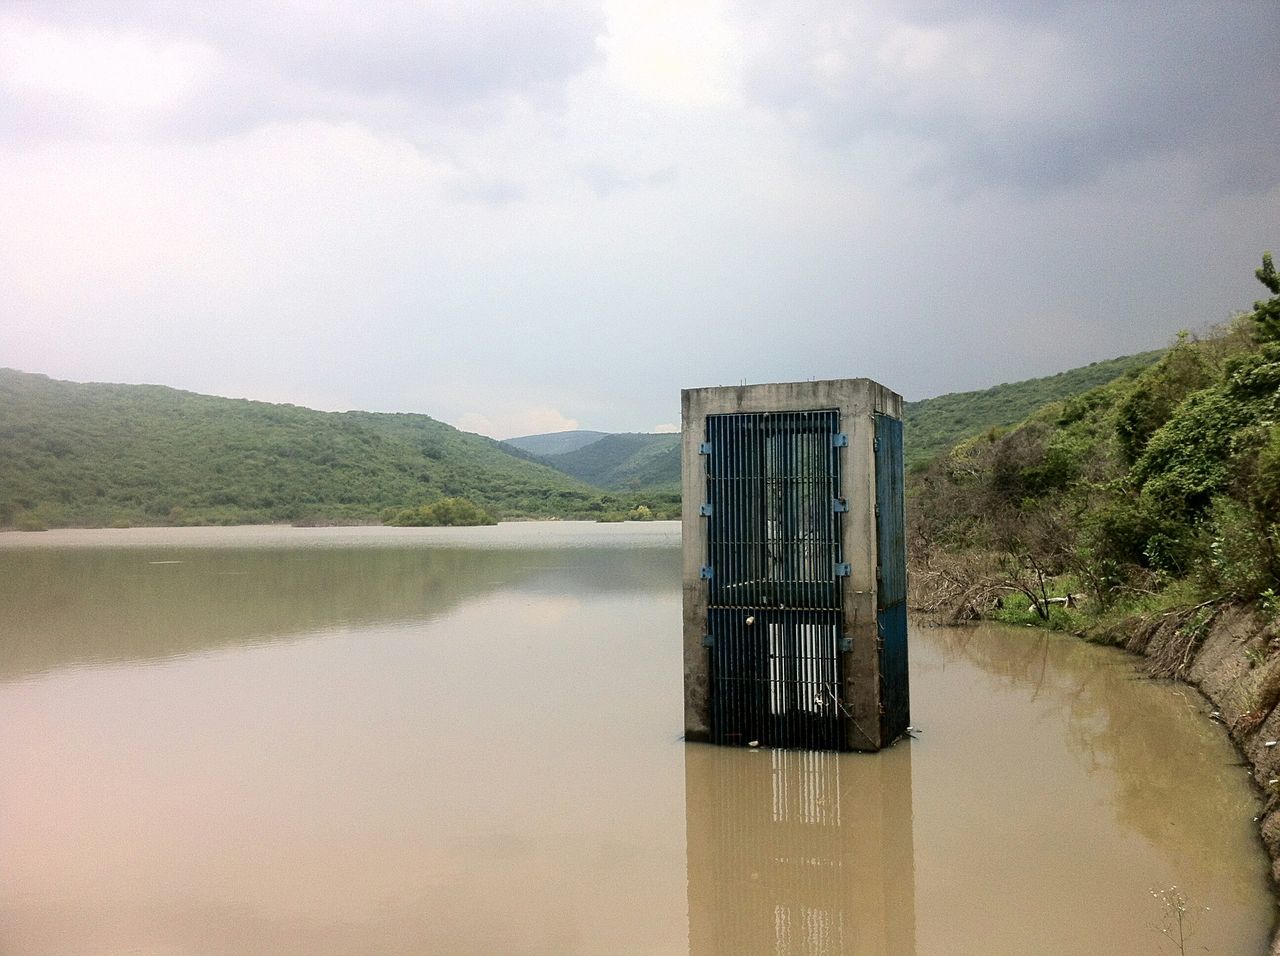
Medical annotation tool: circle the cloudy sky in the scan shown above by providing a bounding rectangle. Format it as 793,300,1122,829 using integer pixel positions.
2,1,1276,438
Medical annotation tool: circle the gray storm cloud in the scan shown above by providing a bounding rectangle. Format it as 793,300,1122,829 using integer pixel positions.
1,1,1275,438
736,1,1278,193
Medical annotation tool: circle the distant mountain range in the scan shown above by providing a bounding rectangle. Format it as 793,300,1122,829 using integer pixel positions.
506,433,681,491
0,350,1165,529
503,430,610,456
506,350,1165,487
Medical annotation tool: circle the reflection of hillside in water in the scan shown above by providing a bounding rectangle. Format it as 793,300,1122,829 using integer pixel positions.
685,744,916,955
927,623,1258,893
0,545,677,681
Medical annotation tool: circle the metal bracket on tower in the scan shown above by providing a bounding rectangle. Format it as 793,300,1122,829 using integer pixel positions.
832,433,848,448
701,633,715,647
700,565,714,580
839,637,853,652
699,503,713,516
834,562,851,577
698,441,713,455
832,497,849,513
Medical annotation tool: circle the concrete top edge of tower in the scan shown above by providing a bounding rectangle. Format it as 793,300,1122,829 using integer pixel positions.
680,378,904,418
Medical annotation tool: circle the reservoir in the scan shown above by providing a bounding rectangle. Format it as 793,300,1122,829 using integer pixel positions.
0,523,1271,954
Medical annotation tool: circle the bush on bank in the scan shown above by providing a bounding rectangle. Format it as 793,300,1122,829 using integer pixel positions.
910,253,1280,629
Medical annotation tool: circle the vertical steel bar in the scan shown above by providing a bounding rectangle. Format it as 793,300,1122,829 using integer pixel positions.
760,412,768,609
711,414,720,609
729,413,735,607
808,414,815,613
813,413,820,612
728,412,735,606
746,413,752,609
750,413,757,609
757,412,763,608
788,414,798,742
775,413,784,746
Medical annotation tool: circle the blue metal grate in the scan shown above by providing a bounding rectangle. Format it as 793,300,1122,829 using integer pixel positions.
703,410,846,750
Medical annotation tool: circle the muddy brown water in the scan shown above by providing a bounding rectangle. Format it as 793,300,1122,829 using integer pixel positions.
0,523,1271,954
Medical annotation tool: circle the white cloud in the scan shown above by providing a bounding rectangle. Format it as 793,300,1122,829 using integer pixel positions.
0,15,220,126
598,0,740,107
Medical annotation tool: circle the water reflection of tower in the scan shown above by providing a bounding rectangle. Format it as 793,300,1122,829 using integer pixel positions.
685,745,917,955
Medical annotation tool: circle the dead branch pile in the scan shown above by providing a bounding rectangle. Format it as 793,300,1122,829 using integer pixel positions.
908,551,1010,626
1123,600,1223,680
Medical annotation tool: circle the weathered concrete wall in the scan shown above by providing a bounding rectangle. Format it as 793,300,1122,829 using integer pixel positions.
680,378,903,750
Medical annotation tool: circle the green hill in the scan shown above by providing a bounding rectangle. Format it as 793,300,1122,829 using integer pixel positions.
512,355,1166,492
539,433,681,491
902,350,1164,469
911,253,1280,618
0,349,1175,529
503,430,609,456
0,369,610,529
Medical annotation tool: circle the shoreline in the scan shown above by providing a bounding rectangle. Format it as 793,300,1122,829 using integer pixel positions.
1104,604,1280,956
0,520,682,551
920,593,1280,954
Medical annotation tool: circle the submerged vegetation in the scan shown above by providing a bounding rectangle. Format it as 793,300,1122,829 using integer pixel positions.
910,253,1280,637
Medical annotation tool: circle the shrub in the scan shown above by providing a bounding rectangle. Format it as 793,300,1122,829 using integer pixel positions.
1133,344,1280,514
1253,251,1280,342
14,512,47,532
1254,424,1280,515
1199,497,1278,601
1115,334,1214,465
385,497,497,527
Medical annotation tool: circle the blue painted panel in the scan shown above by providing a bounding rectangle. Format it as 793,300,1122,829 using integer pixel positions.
874,414,910,744
878,603,910,743
874,414,907,609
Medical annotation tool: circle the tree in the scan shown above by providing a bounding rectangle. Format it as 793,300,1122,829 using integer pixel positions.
1254,251,1280,341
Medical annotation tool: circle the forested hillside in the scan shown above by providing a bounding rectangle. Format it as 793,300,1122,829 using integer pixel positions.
514,357,1164,491
0,345,1185,530
0,371,638,528
538,433,681,491
503,430,609,456
902,351,1163,468
911,254,1280,631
